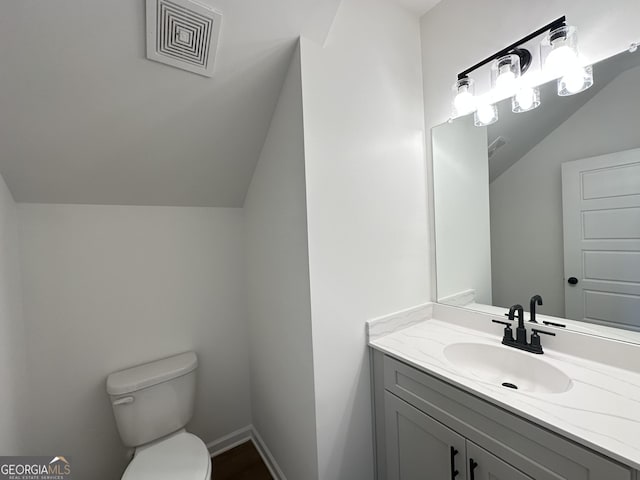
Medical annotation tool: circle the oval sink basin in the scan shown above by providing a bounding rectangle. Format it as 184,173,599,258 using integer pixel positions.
443,342,573,394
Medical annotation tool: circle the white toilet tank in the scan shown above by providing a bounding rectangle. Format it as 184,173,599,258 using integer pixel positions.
106,352,198,448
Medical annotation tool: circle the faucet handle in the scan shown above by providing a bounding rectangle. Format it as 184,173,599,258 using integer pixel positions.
543,320,566,328
492,319,514,343
493,319,511,326
529,328,555,354
531,328,555,337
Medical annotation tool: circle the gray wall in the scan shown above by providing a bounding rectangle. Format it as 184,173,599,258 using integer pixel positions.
18,205,251,479
244,44,319,480
0,174,27,455
490,65,640,316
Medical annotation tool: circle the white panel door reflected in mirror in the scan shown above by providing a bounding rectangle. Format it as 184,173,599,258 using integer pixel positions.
432,47,640,342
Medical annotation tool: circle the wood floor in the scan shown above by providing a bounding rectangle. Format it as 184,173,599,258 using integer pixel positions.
213,440,272,479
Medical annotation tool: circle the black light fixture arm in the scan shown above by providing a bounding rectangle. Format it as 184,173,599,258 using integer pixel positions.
457,16,566,80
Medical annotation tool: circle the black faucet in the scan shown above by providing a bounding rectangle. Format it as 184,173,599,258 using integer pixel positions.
530,295,543,323
493,303,555,354
508,304,527,344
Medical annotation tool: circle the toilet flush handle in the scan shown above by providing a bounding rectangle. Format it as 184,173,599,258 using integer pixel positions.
112,396,135,406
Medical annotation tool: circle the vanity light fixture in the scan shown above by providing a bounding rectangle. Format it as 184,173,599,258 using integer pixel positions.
451,16,594,125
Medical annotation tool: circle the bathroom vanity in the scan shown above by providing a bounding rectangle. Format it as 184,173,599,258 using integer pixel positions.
368,303,640,479
374,42,640,480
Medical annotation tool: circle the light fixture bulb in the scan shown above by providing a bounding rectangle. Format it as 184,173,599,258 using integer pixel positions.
492,54,521,98
516,88,534,110
541,26,580,78
563,67,587,93
558,64,593,96
496,69,516,93
474,103,498,126
452,78,476,116
477,104,495,123
454,89,475,115
545,45,578,74
512,86,540,113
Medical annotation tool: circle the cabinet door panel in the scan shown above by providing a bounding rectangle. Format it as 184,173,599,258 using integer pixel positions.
385,391,466,480
467,441,532,480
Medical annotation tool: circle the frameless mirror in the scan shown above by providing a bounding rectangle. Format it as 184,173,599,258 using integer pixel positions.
432,47,640,342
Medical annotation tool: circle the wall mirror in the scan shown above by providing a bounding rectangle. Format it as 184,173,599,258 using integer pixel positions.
432,47,640,342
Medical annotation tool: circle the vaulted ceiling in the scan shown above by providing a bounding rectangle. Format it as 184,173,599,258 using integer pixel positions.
487,50,640,182
0,0,341,206
392,0,441,14
0,0,439,207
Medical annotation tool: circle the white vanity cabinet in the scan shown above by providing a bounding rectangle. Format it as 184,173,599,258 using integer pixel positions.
372,351,635,480
385,391,531,480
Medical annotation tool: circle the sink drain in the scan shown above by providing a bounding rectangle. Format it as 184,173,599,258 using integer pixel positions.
502,382,518,390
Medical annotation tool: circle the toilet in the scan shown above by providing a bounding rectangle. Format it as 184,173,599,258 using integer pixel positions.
106,351,211,479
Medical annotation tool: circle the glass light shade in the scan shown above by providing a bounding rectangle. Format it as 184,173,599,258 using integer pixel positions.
558,64,593,96
541,25,580,78
452,77,476,117
512,86,541,113
474,102,498,126
492,54,521,97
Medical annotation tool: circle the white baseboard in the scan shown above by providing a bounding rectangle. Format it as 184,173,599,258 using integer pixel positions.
250,426,286,480
206,425,252,457
206,425,286,480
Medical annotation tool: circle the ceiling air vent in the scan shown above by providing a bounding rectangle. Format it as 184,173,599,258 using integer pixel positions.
488,136,508,159
146,0,222,77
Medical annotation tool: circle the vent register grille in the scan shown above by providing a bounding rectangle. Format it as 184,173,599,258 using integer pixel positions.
146,0,222,77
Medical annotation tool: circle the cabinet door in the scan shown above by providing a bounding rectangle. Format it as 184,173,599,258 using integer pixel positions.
466,441,532,480
385,391,466,480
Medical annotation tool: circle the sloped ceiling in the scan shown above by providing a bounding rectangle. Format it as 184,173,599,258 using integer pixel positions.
488,50,640,182
0,0,340,206
391,0,441,14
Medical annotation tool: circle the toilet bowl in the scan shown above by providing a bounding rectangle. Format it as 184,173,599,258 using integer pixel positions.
106,352,211,479
121,431,211,480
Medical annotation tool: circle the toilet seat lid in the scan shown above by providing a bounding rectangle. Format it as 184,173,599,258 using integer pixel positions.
122,432,210,480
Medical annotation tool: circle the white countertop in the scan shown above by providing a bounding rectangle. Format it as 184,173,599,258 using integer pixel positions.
368,305,640,470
